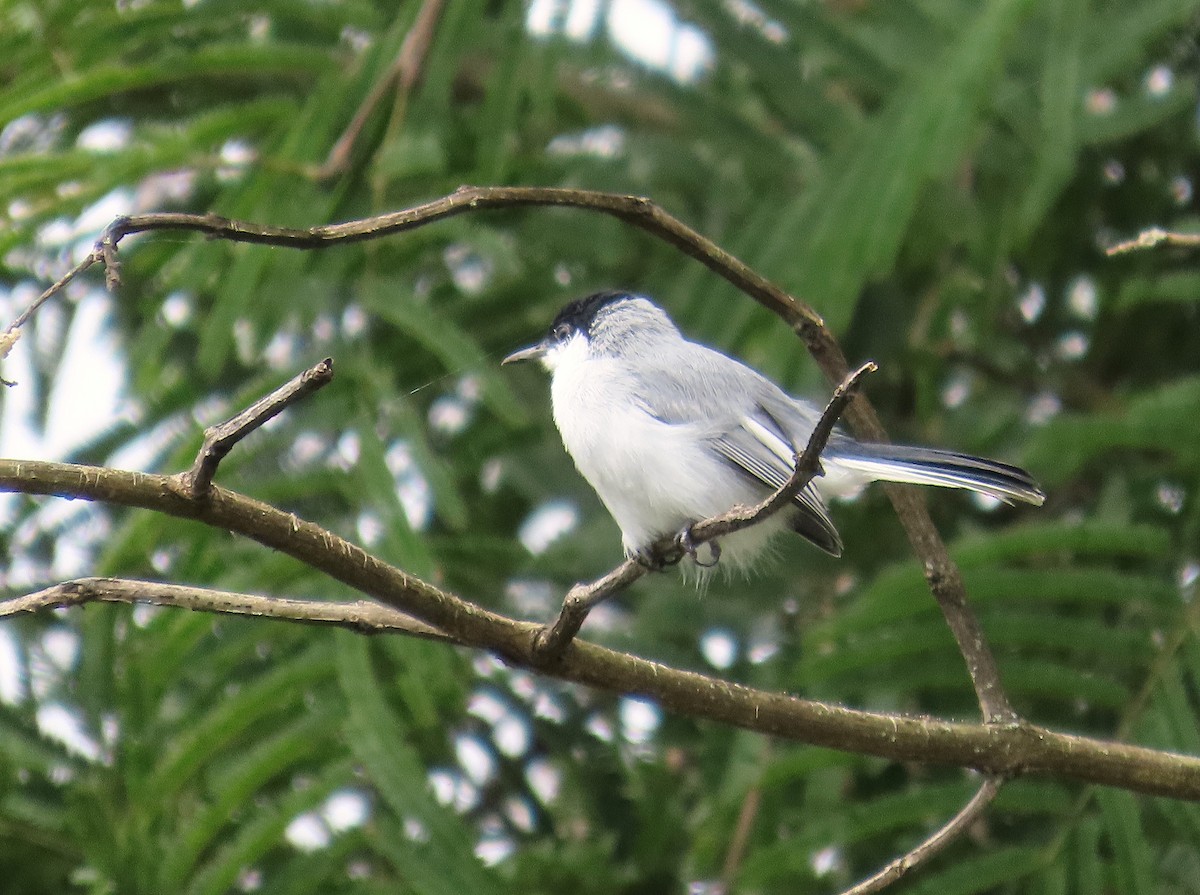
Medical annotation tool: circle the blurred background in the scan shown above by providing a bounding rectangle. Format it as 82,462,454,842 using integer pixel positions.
1,1,1199,892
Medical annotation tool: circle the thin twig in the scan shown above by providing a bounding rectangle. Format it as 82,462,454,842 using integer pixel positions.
1,250,103,384
185,358,335,497
98,226,122,291
0,331,18,386
694,361,876,540
719,741,772,892
2,457,1199,800
313,0,448,180
837,777,1003,895
5,250,102,333
1105,227,1200,255
1,577,457,643
81,189,824,339
532,362,876,659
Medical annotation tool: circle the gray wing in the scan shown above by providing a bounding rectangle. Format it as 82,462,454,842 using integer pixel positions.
709,405,843,556
632,344,843,556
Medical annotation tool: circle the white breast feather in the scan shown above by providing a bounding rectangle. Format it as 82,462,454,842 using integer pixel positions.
547,336,786,570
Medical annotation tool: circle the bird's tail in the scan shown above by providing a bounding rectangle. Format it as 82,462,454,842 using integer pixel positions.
824,442,1045,506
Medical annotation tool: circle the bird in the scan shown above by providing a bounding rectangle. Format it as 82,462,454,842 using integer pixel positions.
503,291,1044,574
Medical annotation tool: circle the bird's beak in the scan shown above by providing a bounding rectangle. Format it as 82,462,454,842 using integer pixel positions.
501,342,549,365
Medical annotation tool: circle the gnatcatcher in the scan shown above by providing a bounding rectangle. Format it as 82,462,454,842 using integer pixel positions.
504,291,1043,572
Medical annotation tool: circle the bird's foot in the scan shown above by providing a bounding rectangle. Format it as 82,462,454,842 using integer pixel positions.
629,543,682,571
675,525,720,568
629,527,721,570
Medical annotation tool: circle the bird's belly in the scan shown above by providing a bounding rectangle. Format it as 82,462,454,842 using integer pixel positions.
551,373,763,554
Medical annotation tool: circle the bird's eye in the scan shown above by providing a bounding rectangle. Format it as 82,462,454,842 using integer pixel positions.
552,323,573,341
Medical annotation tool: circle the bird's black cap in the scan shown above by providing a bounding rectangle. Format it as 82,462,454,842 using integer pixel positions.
548,290,632,336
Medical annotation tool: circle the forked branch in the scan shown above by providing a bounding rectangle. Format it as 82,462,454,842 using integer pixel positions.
1,458,1198,801
0,187,1079,894
0,186,1014,722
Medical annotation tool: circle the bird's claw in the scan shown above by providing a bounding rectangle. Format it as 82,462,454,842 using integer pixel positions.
676,525,720,568
630,544,680,571
630,526,721,570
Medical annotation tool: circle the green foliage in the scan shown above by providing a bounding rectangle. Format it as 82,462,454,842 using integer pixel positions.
2,0,1200,892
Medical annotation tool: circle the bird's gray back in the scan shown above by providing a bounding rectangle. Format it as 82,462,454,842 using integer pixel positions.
629,336,823,437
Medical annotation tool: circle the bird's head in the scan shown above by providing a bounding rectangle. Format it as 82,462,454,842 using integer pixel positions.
502,291,679,372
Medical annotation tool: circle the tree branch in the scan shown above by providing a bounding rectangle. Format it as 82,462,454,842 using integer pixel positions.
185,358,334,497
1,577,456,643
1,457,1198,801
838,777,1003,895
133,192,987,717
719,740,773,892
1105,226,1200,255
533,361,876,658
312,0,448,180
85,188,824,339
1,249,102,385
2,186,1018,723
694,361,876,537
